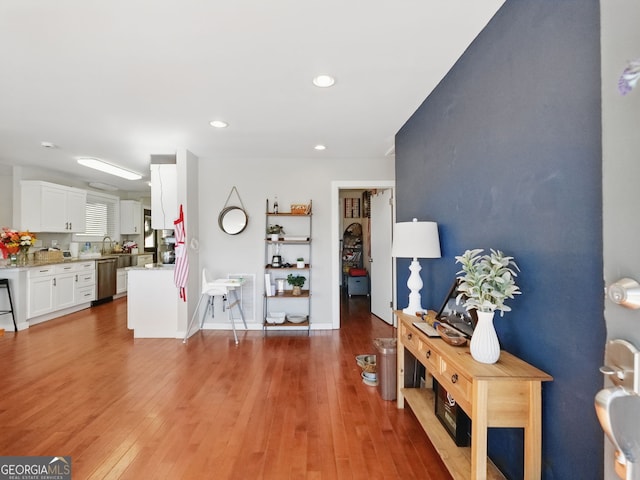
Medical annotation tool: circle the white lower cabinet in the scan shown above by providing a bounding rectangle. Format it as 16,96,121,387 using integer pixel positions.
27,267,56,318
116,268,127,294
75,265,96,303
27,262,96,320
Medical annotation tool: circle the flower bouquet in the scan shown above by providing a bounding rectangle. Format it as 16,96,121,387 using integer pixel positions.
1,227,37,263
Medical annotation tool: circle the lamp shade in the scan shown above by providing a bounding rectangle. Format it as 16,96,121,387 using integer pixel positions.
391,219,441,259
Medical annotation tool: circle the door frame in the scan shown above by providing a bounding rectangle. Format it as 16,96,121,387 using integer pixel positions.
331,180,395,329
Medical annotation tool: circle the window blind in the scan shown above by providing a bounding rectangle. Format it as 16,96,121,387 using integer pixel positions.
76,192,119,239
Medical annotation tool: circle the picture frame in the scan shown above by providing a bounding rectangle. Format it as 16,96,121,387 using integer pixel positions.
436,278,477,339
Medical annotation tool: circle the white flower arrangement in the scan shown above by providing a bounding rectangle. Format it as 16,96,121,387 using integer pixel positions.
455,248,521,316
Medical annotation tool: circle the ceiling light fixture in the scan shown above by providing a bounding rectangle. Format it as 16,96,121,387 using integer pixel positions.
313,74,335,88
89,182,119,191
210,120,228,128
41,141,56,148
314,144,326,151
77,157,142,180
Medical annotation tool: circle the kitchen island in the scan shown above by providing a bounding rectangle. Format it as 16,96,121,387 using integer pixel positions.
126,264,179,338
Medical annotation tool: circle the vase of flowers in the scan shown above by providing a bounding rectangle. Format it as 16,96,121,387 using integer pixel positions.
455,248,521,364
1,228,37,266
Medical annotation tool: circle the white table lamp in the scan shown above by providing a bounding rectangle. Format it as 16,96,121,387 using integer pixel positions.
392,218,441,315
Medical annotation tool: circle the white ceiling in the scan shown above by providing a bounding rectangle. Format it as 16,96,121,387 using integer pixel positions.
0,1,504,192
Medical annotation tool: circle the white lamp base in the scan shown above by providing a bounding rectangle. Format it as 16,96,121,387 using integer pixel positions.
401,258,424,315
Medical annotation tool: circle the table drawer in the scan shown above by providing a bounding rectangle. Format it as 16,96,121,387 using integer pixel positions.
438,358,472,413
400,323,421,359
419,341,440,372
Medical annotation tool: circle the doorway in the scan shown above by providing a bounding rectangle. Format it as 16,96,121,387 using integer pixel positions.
331,181,395,329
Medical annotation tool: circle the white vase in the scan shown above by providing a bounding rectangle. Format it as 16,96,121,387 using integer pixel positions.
470,310,501,364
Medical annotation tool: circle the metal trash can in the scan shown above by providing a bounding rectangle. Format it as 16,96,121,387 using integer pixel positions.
373,338,397,400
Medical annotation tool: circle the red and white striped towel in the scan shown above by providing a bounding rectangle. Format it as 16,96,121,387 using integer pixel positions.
174,204,188,301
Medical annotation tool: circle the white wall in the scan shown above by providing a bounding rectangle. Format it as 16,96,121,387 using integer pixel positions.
197,156,394,329
0,169,12,227
601,2,640,479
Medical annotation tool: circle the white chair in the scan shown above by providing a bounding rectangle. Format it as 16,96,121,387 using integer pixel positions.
183,269,247,344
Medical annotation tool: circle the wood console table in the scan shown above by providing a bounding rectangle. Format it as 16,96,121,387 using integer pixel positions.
396,311,552,480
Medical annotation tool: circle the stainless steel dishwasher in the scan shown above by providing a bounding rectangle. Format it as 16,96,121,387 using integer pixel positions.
93,257,117,305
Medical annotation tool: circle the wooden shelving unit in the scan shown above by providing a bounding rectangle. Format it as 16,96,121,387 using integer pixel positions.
263,200,312,333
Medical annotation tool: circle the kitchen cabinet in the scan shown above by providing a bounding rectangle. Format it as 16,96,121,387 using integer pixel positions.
27,262,95,320
263,200,312,332
120,200,142,234
116,268,127,294
75,263,96,303
20,181,87,232
27,267,55,318
150,163,177,229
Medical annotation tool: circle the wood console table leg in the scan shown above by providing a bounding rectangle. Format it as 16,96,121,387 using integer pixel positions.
472,380,489,480
524,381,543,480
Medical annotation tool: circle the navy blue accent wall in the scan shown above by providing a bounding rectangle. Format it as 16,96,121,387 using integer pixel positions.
395,1,604,479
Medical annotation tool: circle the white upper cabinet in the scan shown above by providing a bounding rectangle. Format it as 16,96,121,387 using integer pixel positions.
150,163,177,229
120,200,142,234
20,181,87,233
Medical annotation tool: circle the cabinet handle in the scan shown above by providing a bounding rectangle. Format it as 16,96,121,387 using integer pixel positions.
69,222,72,230
407,333,412,341
75,275,78,282
451,373,458,384
425,350,431,359
53,278,57,287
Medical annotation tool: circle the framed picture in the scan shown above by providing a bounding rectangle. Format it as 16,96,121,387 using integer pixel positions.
344,197,360,218
436,279,477,339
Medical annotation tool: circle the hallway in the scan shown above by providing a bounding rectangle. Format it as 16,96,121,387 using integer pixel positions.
0,296,451,479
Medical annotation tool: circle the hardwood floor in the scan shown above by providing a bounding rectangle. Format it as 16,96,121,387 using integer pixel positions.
0,293,452,479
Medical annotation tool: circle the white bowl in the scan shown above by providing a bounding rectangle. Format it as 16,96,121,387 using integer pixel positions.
287,315,306,324
266,312,286,324
362,371,377,381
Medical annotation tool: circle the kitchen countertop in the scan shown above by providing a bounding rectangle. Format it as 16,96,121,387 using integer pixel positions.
0,253,153,270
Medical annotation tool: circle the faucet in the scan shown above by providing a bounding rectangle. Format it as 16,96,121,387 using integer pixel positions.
101,236,113,255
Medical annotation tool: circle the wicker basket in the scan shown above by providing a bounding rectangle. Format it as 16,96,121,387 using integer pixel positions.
34,250,64,263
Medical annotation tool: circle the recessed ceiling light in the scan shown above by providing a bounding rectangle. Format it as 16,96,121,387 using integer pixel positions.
41,141,56,148
313,75,335,88
210,120,228,128
314,144,327,151
77,157,142,180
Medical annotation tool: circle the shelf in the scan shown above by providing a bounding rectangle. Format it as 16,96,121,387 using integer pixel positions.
266,212,312,217
402,388,505,480
266,239,310,244
264,290,310,298
265,265,309,270
263,317,310,328
265,200,312,334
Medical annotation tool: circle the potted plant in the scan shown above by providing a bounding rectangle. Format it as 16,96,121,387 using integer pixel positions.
296,257,305,269
455,248,521,364
286,274,306,296
267,224,285,242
